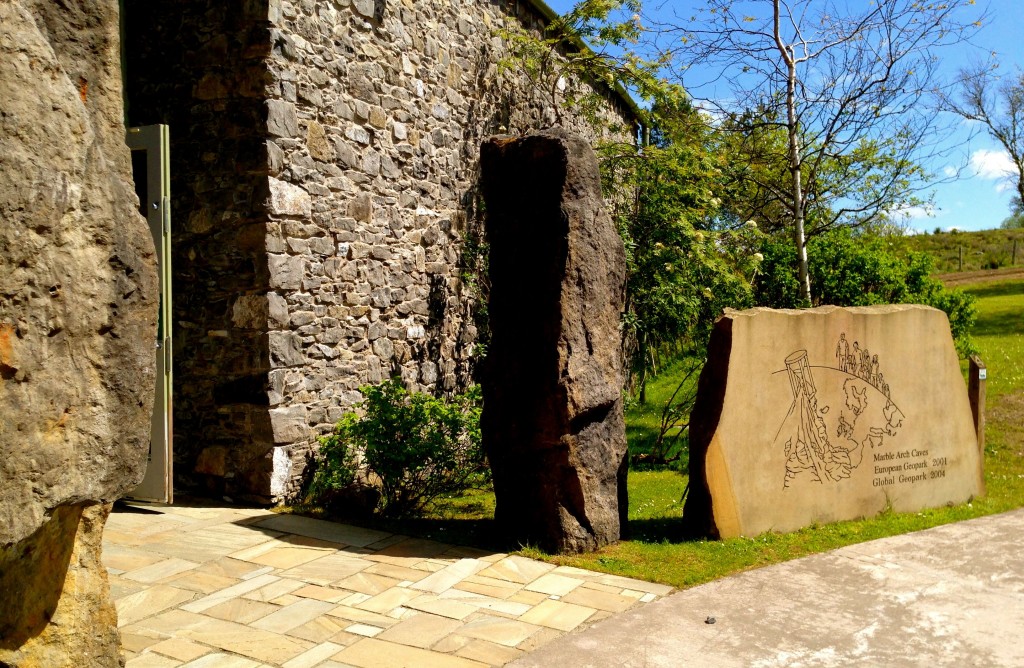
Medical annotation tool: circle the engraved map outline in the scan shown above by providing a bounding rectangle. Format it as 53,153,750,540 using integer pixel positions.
773,333,905,489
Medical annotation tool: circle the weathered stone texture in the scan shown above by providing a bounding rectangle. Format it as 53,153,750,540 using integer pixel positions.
253,1,635,500
124,0,635,501
0,504,120,667
0,0,157,542
684,305,985,539
479,130,628,554
1,0,157,663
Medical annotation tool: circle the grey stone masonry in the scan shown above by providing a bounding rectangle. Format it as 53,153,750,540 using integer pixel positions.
125,0,636,503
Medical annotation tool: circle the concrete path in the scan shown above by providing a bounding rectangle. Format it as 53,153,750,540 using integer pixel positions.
103,501,671,667
510,508,1024,668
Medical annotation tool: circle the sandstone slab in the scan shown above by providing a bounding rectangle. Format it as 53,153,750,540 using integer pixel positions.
479,130,628,554
684,305,985,538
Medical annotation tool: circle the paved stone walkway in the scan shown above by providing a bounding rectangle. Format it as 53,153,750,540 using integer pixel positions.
510,508,1024,667
103,501,672,667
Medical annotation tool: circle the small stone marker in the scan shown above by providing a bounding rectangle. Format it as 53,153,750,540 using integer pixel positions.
479,129,628,554
684,305,985,538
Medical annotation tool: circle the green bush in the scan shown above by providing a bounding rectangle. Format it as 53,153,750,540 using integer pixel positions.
307,379,485,518
754,230,977,356
982,252,1009,270
306,421,359,504
753,236,804,307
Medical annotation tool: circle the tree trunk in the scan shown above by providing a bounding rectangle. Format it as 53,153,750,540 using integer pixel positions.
1016,165,1024,214
775,0,812,305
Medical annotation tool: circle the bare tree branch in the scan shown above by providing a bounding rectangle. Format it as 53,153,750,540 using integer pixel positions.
647,0,984,303
940,63,1024,212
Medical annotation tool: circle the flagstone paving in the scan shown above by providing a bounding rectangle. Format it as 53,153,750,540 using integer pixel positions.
104,502,672,667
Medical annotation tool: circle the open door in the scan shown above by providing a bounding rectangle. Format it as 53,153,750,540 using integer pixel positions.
127,124,173,503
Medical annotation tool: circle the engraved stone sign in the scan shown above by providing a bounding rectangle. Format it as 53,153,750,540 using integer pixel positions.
684,305,985,538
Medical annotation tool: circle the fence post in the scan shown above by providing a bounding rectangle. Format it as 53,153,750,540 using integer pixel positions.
959,245,963,272
969,355,986,455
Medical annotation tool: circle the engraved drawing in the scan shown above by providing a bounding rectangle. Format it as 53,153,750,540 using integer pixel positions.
776,333,904,488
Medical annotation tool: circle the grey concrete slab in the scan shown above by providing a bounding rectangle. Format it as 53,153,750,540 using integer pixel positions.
511,509,1024,667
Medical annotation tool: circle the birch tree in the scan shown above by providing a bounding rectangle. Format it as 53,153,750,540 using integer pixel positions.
653,0,983,303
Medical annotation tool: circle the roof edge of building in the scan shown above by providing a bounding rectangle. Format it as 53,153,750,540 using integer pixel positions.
522,0,646,129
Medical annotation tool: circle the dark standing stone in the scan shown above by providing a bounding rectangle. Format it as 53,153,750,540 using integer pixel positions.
479,130,628,554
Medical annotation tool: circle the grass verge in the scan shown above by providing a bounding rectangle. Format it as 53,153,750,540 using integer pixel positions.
541,278,1023,587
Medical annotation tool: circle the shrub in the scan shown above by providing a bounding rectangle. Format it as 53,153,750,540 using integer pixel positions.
305,419,359,505
982,252,1008,270
753,236,803,307
307,379,485,518
754,229,977,356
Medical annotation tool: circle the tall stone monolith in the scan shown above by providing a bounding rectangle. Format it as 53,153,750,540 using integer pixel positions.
479,130,628,554
0,2,158,664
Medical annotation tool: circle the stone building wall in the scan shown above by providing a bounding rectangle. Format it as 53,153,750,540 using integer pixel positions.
124,0,283,500
261,0,636,500
126,0,636,503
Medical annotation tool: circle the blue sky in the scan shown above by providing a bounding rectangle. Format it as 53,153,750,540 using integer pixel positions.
544,0,1024,233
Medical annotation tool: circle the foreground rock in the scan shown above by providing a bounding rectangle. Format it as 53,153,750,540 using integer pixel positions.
479,130,628,554
0,2,157,664
684,305,985,538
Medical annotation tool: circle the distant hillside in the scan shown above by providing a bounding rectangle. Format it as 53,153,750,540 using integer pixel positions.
904,228,1024,274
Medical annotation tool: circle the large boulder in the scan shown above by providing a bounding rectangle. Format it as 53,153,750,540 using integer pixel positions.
479,130,628,554
0,1,158,664
684,305,985,538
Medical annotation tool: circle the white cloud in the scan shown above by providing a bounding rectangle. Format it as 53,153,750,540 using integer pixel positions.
895,204,936,220
942,165,957,178
897,203,946,234
958,117,983,130
691,98,729,123
969,148,1019,181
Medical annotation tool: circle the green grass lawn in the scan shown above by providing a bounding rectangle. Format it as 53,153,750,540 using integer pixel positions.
963,280,1024,399
295,278,1024,589
623,356,700,471
959,279,1024,519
